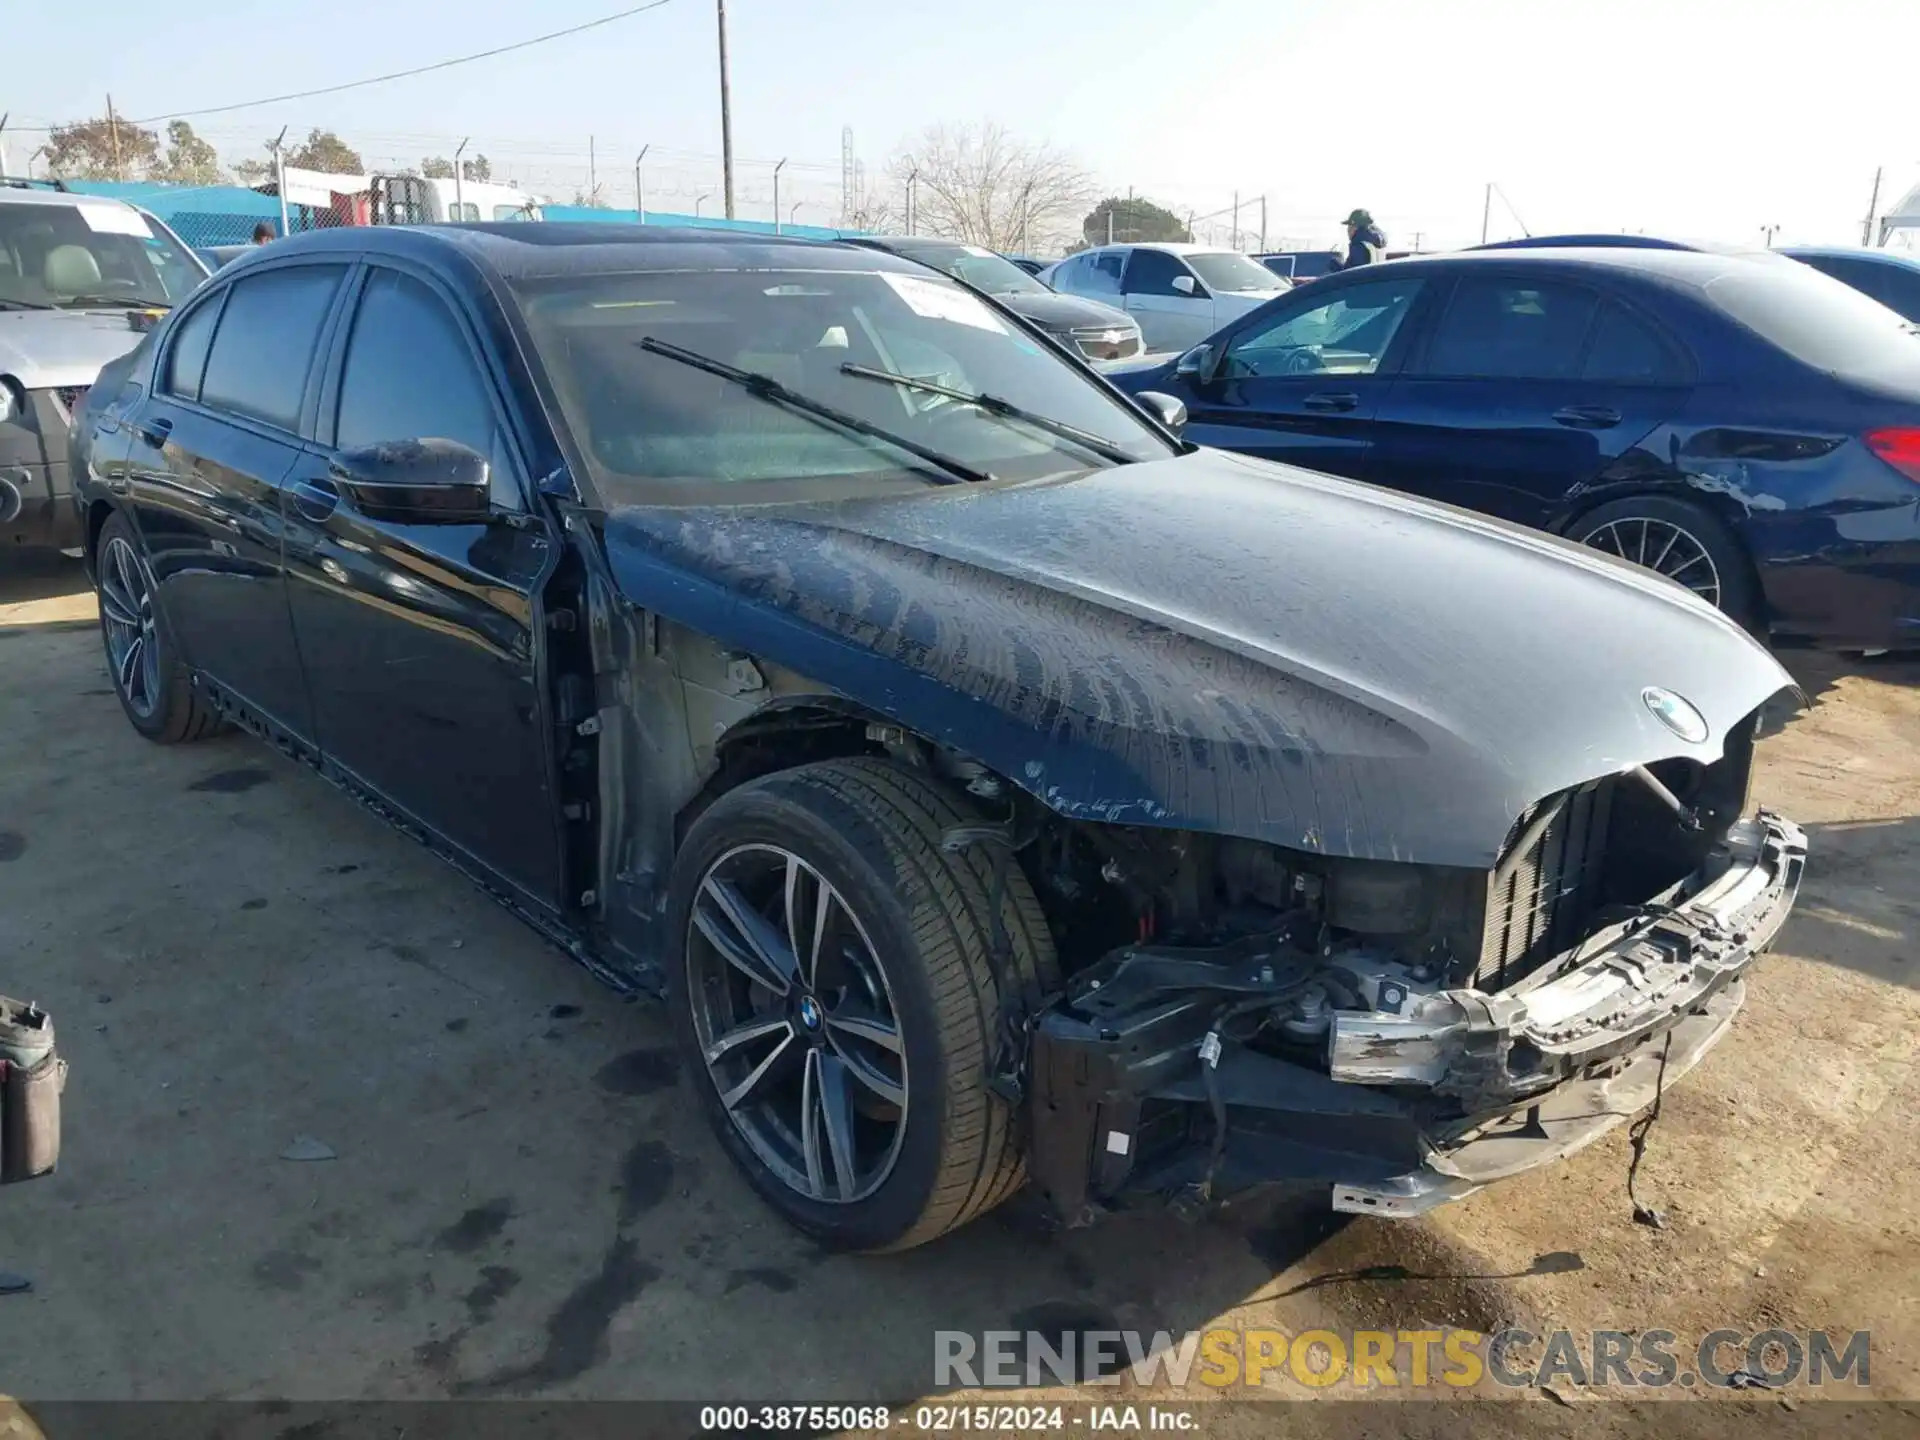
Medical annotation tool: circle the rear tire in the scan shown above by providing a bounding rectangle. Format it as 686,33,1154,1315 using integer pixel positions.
665,757,1058,1251
94,511,221,743
1569,495,1760,635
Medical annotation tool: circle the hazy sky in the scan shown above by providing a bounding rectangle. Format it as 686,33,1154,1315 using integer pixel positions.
7,0,1918,250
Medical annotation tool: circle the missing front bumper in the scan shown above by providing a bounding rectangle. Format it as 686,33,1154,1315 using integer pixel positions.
1025,810,1806,1225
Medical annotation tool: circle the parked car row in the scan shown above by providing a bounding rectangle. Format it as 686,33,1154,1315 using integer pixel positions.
64,221,1808,1251
1108,244,1920,651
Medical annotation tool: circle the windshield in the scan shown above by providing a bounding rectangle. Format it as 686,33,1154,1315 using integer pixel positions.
899,243,1048,296
0,201,205,310
1185,251,1286,294
515,265,1175,505
1703,261,1920,384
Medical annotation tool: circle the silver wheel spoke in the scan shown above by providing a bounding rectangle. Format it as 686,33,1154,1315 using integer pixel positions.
100,579,138,628
826,1027,905,1108
824,1005,903,1054
704,1012,793,1064
1649,526,1682,572
718,1027,795,1110
784,856,832,992
696,878,798,994
117,634,145,698
801,1050,860,1201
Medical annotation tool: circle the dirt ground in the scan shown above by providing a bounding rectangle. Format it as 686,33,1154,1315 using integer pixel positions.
2,551,1917,1432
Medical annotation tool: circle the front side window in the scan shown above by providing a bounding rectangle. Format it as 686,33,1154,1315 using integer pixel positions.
515,265,1175,504
161,294,223,400
0,201,206,310
333,269,518,509
1421,277,1599,380
197,265,346,430
1223,277,1423,378
1122,250,1193,297
1081,252,1124,296
1184,251,1285,295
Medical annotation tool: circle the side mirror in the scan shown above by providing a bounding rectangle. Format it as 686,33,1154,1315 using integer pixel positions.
1135,391,1188,434
1171,274,1197,296
329,438,491,524
1174,344,1216,381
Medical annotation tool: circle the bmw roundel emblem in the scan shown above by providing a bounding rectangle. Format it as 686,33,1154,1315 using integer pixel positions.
797,995,823,1031
1642,686,1709,743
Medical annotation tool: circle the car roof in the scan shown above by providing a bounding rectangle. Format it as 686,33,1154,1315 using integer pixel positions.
1783,245,1920,271
234,222,928,284
1353,245,1796,287
1088,242,1242,256
0,185,144,214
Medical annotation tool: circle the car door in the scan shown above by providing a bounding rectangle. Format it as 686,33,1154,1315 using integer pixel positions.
1120,250,1215,351
1171,273,1429,476
279,261,563,909
1362,273,1695,526
121,262,349,737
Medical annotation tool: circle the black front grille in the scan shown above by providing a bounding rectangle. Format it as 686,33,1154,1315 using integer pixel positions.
1067,326,1142,361
1475,778,1615,990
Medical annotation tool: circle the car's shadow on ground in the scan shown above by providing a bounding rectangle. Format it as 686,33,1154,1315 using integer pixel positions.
1785,815,1918,993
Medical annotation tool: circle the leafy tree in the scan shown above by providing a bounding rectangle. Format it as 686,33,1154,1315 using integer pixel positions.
231,157,273,186
1082,196,1190,247
421,154,494,182
285,128,364,175
44,115,160,181
152,121,223,186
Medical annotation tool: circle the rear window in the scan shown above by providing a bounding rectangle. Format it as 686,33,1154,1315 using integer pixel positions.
1703,262,1920,381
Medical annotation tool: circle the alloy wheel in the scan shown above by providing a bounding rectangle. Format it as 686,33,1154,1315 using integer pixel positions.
686,843,909,1205
99,535,161,718
1579,516,1723,608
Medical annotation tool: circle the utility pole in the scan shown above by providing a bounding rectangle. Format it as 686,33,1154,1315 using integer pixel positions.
454,137,470,221
634,145,649,224
1480,182,1492,244
695,192,710,219
716,0,736,219
269,126,290,238
905,167,918,234
1232,190,1240,250
0,114,10,181
772,157,786,233
588,135,597,205
1864,167,1883,246
106,94,124,180
1259,195,1267,252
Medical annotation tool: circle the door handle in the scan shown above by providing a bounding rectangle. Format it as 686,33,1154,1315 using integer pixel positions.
290,476,340,522
1303,391,1360,413
1553,405,1622,430
135,416,172,448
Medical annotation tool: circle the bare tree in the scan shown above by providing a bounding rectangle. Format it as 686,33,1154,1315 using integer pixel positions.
839,159,897,232
886,122,1093,252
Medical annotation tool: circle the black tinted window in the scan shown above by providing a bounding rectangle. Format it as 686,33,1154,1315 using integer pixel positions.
1704,261,1920,383
198,266,344,430
335,270,514,508
162,294,222,400
1582,304,1683,382
1423,277,1598,379
1123,249,1188,296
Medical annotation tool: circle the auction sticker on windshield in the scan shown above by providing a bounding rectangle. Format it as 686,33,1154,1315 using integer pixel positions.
881,271,1006,332
76,206,153,238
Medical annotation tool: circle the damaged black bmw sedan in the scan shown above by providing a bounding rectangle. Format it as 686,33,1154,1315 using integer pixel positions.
69,224,1806,1251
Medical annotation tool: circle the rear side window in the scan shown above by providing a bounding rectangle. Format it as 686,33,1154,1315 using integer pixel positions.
1582,303,1685,383
161,295,222,400
1422,277,1598,380
1083,252,1124,296
1704,262,1920,382
198,265,346,430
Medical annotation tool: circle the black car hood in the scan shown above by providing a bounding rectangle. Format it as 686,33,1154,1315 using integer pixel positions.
599,450,1794,869
993,289,1134,333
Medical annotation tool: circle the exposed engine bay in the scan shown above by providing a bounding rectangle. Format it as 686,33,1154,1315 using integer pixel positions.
926,709,1808,1224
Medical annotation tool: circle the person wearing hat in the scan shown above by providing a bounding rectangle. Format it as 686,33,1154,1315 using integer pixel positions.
1330,208,1387,271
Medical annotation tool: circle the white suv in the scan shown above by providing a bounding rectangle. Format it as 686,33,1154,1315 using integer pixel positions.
0,182,208,551
1043,243,1289,352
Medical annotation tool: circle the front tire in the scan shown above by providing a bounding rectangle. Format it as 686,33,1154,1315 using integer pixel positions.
665,758,1058,1251
94,511,221,743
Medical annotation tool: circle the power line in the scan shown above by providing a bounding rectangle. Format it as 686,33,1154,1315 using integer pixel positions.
18,0,678,131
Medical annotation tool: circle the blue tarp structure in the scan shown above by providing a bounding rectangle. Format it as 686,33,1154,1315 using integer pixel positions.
541,204,854,241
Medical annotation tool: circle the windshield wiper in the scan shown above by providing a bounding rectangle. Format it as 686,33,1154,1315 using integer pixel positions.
637,337,992,485
838,362,1138,465
0,298,54,311
55,295,171,311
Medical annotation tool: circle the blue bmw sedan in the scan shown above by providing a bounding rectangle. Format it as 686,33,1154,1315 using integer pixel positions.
1110,247,1920,650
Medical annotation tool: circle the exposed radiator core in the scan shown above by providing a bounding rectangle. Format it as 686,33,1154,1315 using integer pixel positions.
1476,778,1615,991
